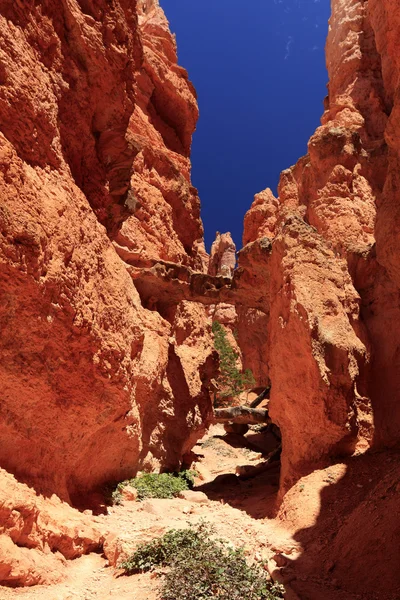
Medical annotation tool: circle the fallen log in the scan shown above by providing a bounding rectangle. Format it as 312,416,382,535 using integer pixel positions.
249,386,270,409
213,406,271,425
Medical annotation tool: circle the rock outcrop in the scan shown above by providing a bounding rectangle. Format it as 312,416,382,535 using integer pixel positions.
206,232,270,388
241,0,400,494
0,469,104,586
114,0,208,271
207,232,238,329
0,0,215,578
3,0,400,594
208,232,236,278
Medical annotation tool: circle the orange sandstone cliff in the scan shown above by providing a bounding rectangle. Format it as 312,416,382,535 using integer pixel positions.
242,0,400,489
239,0,400,595
2,0,400,595
0,0,215,581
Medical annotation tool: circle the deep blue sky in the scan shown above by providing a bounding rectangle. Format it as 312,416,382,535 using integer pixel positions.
159,0,331,250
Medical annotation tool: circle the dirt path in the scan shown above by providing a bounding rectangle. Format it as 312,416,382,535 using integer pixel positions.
0,425,293,600
1,424,390,600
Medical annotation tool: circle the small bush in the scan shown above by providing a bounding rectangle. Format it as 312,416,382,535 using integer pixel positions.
121,524,206,573
112,471,196,504
121,522,285,600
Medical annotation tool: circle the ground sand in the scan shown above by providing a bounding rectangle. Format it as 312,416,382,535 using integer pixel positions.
1,423,391,600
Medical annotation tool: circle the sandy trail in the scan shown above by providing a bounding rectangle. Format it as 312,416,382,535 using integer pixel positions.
1,423,388,600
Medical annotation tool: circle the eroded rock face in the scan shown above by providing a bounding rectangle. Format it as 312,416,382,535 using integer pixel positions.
208,232,238,330
208,232,236,277
0,468,104,586
0,0,213,511
114,0,208,270
3,0,400,592
242,0,400,490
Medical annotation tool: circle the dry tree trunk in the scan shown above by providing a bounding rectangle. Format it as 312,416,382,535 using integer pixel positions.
213,406,271,425
249,386,270,408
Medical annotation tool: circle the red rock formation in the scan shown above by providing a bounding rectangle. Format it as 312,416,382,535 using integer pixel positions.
4,0,400,593
0,0,214,550
114,0,208,270
236,306,270,388
206,232,270,389
208,231,237,327
205,232,270,388
243,188,279,246
238,5,400,594
241,0,400,493
0,0,218,584
208,232,236,277
0,468,104,586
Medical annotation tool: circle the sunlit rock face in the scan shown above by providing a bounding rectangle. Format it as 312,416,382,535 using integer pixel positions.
208,232,236,277
207,231,238,339
0,468,105,587
3,0,400,592
0,0,214,515
115,0,209,271
242,0,400,492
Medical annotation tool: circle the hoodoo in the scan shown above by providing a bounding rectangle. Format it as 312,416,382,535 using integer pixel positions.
0,0,400,597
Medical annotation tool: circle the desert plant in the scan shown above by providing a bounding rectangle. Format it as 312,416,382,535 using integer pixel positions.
121,523,209,573
121,522,285,600
212,320,255,405
111,470,196,504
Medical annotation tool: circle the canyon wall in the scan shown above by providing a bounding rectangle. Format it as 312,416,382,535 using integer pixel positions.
2,0,400,591
242,0,400,491
0,0,214,512
3,0,399,503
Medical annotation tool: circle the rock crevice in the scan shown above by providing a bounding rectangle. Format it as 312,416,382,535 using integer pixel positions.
2,0,400,594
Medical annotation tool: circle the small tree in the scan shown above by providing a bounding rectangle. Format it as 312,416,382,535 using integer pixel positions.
212,320,255,406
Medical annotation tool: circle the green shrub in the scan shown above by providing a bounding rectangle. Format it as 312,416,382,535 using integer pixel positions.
121,524,207,573
112,471,196,504
212,320,255,405
121,522,285,600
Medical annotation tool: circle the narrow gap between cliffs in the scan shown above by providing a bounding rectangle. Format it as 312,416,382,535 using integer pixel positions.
188,386,282,519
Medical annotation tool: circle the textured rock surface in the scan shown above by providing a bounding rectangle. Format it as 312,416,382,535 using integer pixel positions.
3,0,400,594
0,469,103,586
0,0,218,585
236,306,270,388
237,1,400,596
207,231,238,332
208,232,236,277
243,188,279,246
0,0,213,543
242,0,400,490
114,0,208,270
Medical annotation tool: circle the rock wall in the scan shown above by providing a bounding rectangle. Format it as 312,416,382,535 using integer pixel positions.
207,232,238,332
0,0,214,510
0,468,104,586
207,232,270,388
3,0,400,590
114,0,208,270
242,0,400,490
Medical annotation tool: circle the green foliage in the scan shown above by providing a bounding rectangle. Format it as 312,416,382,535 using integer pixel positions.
111,471,196,505
121,522,285,600
121,523,208,573
212,320,255,404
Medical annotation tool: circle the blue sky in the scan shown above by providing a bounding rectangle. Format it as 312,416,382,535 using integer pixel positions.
159,0,331,250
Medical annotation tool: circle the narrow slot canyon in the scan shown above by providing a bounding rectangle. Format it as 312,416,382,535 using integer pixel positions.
1,0,400,599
